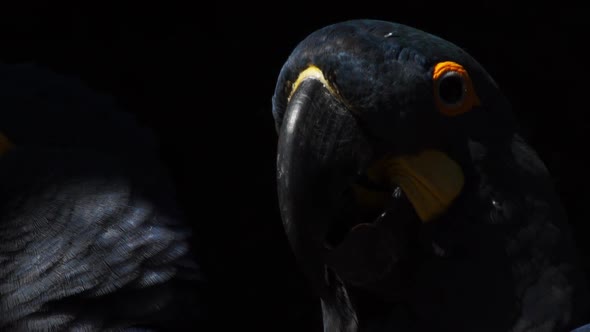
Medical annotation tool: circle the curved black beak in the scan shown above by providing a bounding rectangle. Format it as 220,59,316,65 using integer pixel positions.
277,78,371,295
276,74,465,330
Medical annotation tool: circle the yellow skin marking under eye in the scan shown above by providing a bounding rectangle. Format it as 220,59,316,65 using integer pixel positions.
355,150,464,222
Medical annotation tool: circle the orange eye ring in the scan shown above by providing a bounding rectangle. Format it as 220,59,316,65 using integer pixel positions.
432,61,480,116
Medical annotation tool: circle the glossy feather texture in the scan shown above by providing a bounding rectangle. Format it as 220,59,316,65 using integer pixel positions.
0,64,204,330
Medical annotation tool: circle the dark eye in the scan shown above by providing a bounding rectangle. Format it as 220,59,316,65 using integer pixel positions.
437,71,465,105
432,61,479,116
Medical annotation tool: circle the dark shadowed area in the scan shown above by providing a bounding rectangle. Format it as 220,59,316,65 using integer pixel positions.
1,1,588,330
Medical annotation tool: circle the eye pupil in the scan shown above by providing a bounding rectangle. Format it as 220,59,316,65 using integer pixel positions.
438,73,464,104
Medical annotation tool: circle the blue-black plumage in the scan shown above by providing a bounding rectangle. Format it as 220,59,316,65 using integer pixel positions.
0,64,206,330
274,19,589,332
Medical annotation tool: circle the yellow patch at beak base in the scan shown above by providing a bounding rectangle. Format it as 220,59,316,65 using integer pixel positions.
367,150,464,222
0,132,13,156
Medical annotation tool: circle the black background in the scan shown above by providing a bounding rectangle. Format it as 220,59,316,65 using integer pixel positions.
2,2,589,330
